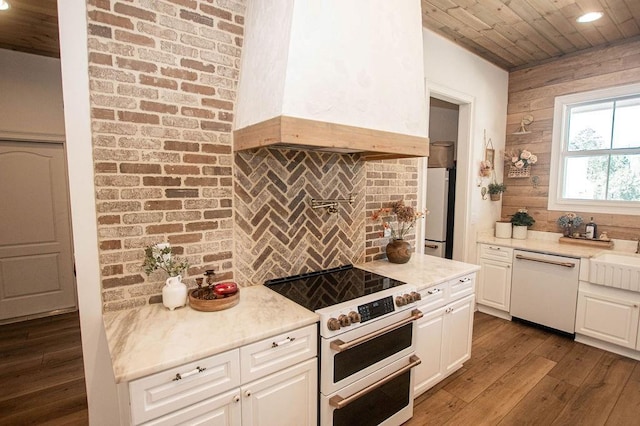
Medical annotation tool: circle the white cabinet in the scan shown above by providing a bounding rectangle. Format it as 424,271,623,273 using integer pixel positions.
144,388,241,426
477,245,513,314
414,274,475,397
127,324,318,425
576,282,640,350
241,358,317,426
129,349,241,425
414,306,445,392
443,295,475,373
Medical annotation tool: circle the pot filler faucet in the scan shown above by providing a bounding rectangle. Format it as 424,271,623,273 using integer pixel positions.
636,238,640,254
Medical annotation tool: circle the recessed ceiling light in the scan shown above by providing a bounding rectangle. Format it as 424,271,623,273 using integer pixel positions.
577,12,603,23
0,0,9,11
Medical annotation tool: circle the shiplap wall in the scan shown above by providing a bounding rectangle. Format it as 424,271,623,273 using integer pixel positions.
503,39,640,240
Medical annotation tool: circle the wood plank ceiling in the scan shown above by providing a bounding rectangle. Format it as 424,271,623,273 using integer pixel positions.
0,0,639,70
0,0,59,58
421,0,640,70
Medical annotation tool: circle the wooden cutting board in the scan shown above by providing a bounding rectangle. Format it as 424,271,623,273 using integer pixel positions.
558,237,614,248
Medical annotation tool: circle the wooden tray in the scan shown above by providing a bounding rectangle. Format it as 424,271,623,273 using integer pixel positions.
189,289,239,312
559,236,614,248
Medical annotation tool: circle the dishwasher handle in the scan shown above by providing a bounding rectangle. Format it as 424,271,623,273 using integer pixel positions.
515,254,576,268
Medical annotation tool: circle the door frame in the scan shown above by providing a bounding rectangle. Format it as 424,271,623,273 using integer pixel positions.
416,82,474,263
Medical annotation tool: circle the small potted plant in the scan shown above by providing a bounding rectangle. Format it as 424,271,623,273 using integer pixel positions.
510,209,535,240
487,182,506,201
143,243,189,310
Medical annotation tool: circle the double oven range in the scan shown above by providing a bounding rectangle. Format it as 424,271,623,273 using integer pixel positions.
265,265,423,426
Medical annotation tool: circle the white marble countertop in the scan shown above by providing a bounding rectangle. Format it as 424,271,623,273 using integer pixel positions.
356,254,480,290
476,233,611,258
103,285,319,383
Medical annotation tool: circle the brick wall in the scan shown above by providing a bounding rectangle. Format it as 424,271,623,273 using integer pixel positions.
233,149,366,285
87,0,245,312
365,159,420,262
87,0,420,311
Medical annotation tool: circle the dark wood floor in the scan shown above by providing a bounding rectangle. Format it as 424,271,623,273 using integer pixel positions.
3,311,639,425
0,312,88,426
408,312,640,426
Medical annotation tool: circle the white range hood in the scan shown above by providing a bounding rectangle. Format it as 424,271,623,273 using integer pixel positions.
233,0,429,159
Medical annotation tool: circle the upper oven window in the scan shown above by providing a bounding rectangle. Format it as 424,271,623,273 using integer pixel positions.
334,323,412,382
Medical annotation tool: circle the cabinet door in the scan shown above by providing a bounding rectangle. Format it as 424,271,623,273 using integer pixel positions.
477,259,511,311
143,388,241,426
413,306,446,397
242,358,317,426
443,295,475,374
576,291,640,349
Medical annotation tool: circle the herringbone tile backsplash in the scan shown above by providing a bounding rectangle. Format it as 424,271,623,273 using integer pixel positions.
234,148,366,285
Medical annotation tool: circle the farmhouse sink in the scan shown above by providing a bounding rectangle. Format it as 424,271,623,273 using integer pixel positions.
589,252,640,292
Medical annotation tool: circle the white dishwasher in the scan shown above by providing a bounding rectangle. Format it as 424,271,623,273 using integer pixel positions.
511,250,580,334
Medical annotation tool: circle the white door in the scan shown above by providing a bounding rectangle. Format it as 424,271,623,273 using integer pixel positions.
0,141,76,320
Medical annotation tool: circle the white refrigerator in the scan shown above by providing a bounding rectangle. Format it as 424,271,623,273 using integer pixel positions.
425,168,455,258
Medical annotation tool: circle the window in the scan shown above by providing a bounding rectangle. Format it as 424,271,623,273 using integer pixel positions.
549,83,640,215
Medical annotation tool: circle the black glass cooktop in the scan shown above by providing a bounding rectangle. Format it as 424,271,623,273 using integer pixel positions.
264,265,406,311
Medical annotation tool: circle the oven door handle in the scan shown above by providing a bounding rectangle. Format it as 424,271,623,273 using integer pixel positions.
329,355,421,409
330,309,423,352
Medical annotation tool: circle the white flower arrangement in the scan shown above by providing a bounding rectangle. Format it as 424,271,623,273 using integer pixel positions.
507,149,537,169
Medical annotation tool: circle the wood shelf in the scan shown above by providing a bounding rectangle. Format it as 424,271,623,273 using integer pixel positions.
233,115,429,160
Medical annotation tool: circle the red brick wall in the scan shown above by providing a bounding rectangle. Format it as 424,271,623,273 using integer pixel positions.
87,0,245,311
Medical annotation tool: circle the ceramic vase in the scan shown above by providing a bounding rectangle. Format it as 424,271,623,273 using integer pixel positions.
495,221,512,239
162,275,187,310
512,225,528,240
386,239,411,264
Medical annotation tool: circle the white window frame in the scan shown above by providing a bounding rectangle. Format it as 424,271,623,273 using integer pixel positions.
549,82,640,216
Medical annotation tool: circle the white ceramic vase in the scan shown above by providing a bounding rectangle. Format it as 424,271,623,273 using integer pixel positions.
512,225,528,240
162,275,187,311
495,221,512,239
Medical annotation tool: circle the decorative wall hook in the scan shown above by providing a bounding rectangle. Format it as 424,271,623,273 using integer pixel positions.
513,114,534,134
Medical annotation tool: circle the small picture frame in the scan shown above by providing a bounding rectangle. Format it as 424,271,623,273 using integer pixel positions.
485,148,495,170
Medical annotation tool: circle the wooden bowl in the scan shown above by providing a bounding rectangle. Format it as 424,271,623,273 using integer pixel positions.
188,289,239,312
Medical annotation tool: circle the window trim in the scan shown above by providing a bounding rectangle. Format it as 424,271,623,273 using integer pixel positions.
549,82,640,216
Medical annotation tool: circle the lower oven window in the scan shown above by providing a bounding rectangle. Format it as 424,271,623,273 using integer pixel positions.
333,369,410,426
334,323,412,382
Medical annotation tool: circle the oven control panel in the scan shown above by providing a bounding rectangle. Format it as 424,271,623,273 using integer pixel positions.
358,296,395,323
320,285,419,336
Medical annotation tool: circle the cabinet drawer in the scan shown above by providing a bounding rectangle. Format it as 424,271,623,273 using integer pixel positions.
143,388,241,426
480,244,513,262
129,349,240,425
417,284,448,313
240,323,317,383
450,274,475,299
